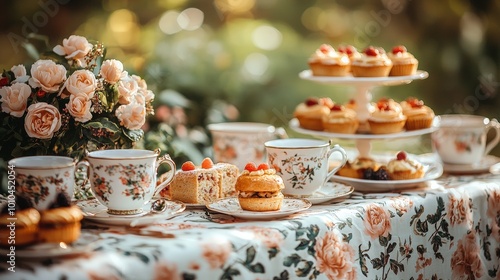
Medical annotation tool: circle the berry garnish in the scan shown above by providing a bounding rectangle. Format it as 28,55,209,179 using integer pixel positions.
257,163,270,170
181,161,196,171
319,44,333,53
364,46,379,56
244,162,258,172
392,45,407,54
330,104,343,111
407,97,424,108
49,192,71,209
396,151,407,161
201,157,214,169
305,97,318,106
362,167,390,180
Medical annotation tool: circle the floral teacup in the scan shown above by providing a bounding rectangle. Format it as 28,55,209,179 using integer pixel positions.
77,149,176,215
265,138,348,197
10,156,76,211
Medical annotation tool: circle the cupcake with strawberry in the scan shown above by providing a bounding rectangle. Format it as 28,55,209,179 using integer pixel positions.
400,97,435,130
388,45,419,76
386,151,424,180
322,103,359,134
337,45,361,72
308,44,350,76
294,97,334,131
351,46,393,77
368,98,406,134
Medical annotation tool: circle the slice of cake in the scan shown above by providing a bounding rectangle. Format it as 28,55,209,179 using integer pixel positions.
213,163,239,198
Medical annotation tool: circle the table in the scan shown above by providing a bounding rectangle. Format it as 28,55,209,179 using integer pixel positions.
1,172,499,280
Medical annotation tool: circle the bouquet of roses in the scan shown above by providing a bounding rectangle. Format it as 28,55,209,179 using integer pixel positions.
0,35,154,161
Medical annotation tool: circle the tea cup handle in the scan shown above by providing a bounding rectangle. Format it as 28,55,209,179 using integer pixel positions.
275,127,288,139
153,154,177,198
325,142,348,185
484,118,500,156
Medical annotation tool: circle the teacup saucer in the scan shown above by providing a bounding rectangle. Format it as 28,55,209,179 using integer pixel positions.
285,182,354,205
442,155,500,174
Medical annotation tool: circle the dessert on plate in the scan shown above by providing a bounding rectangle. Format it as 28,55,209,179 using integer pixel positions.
351,46,393,77
322,103,359,134
368,98,407,134
337,157,380,179
308,44,350,77
400,97,435,130
294,97,334,131
235,162,284,211
0,196,40,246
388,45,419,76
386,151,424,180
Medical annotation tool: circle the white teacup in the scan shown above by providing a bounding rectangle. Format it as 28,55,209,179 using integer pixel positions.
431,114,500,165
77,149,176,215
10,156,76,211
265,138,348,197
208,122,287,169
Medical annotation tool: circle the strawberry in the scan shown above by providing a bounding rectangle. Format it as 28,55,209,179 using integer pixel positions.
364,46,379,56
305,98,318,106
201,157,214,169
330,104,342,111
319,44,332,53
181,161,196,171
244,162,258,172
396,151,407,160
407,97,424,108
392,45,407,54
257,163,270,170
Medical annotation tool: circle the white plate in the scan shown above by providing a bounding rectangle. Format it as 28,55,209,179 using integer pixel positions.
299,70,429,86
287,182,354,204
443,155,500,174
206,197,312,220
78,199,185,226
289,118,439,140
490,162,500,175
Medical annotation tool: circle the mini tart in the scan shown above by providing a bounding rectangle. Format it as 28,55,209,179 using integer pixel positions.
400,97,435,130
388,45,418,76
386,153,424,180
294,97,334,131
322,104,359,134
351,46,393,77
0,208,40,246
337,157,380,179
38,205,83,244
236,168,284,212
308,44,350,76
368,98,406,134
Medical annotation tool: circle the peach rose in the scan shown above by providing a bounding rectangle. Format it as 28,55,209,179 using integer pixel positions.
240,226,284,248
314,231,356,280
487,189,500,241
115,102,146,130
364,203,391,239
201,238,232,269
100,59,124,85
117,77,139,105
0,83,32,117
153,261,181,280
447,193,472,227
53,35,92,66
24,102,62,139
66,94,92,122
390,196,414,216
132,74,154,102
10,64,29,83
64,70,96,98
451,231,483,279
28,59,67,93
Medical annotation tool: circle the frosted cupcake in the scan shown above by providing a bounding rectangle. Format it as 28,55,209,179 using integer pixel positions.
337,45,361,72
308,44,350,76
294,97,334,131
400,97,435,130
322,104,359,134
351,46,393,77
368,98,406,134
388,45,418,76
344,99,375,133
386,151,424,180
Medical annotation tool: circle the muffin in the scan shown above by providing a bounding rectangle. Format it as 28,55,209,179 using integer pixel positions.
368,98,407,134
351,46,393,77
0,196,40,246
38,193,83,244
337,157,380,179
294,97,334,131
322,104,359,134
308,44,350,76
386,151,424,180
400,97,435,130
337,45,361,72
388,45,418,76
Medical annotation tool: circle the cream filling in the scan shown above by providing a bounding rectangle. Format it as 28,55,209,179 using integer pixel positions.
241,169,276,176
387,159,422,173
239,191,281,198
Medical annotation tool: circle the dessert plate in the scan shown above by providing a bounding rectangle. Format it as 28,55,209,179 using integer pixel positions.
77,199,185,226
299,70,429,86
206,197,312,220
287,182,354,205
443,155,500,174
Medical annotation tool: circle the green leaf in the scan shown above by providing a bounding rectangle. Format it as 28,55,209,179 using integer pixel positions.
247,263,265,274
245,246,256,264
123,128,144,142
283,254,301,267
371,257,383,269
296,260,313,276
294,238,310,251
387,242,397,254
273,270,289,280
268,247,279,259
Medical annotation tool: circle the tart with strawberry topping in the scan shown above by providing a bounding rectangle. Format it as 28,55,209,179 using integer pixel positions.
294,97,334,131
386,151,424,180
351,46,393,77
388,45,419,76
400,97,435,130
368,98,407,134
321,103,359,134
308,44,350,77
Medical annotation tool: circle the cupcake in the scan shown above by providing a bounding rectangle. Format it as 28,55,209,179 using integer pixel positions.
388,45,418,76
400,97,435,130
322,104,359,134
351,46,393,77
38,193,83,244
368,98,406,134
386,151,424,180
294,97,334,131
337,45,361,72
337,157,380,179
308,44,350,76
0,196,40,246
344,99,375,133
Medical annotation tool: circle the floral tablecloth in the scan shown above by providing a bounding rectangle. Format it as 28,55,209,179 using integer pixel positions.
1,173,500,280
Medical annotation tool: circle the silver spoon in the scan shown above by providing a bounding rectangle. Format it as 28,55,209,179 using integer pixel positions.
129,198,168,227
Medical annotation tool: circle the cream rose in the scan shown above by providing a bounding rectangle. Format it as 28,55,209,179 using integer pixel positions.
115,102,146,130
28,59,67,93
0,83,32,117
364,204,392,239
100,59,124,84
64,69,96,98
53,35,92,65
117,77,139,105
314,231,356,280
66,94,92,122
10,64,29,83
24,102,62,139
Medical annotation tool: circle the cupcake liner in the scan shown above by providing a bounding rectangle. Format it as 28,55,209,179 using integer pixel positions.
390,169,424,180
389,62,418,76
368,119,406,134
405,116,433,130
351,65,392,77
296,116,324,131
309,62,350,77
38,222,81,244
322,119,359,134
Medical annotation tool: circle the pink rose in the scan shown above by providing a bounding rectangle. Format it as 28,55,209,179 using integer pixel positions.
201,238,232,269
0,83,31,117
66,94,92,122
315,231,356,280
100,59,124,85
24,102,62,139
451,231,483,279
487,189,500,241
447,193,472,227
53,35,92,66
64,69,96,98
115,102,146,130
117,77,139,105
28,59,67,93
364,203,392,239
10,64,29,83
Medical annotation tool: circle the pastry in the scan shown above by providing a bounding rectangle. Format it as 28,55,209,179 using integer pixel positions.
368,98,406,134
351,46,393,77
38,193,83,244
386,151,424,180
0,196,40,246
294,97,333,131
400,97,435,130
213,162,240,198
337,157,380,179
388,45,418,76
235,162,284,211
344,99,375,133
322,104,359,134
308,44,350,76
337,45,361,72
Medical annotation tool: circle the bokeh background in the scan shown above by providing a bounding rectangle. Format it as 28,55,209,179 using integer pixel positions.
1,0,499,164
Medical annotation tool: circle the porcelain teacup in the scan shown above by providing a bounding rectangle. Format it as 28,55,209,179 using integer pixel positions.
10,156,76,211
265,138,348,197
77,149,176,215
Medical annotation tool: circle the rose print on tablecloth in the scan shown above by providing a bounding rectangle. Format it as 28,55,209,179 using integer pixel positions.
451,231,484,279
486,188,500,242
239,226,284,249
154,261,181,280
364,203,392,239
201,238,232,269
314,231,356,280
447,192,473,227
